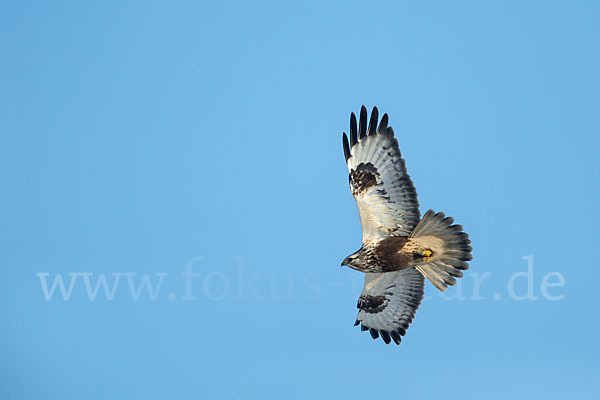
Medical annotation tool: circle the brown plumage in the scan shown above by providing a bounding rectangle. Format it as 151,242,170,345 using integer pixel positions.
341,236,434,273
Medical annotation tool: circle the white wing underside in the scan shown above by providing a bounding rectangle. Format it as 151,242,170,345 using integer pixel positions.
345,115,420,241
356,268,425,344
343,106,424,344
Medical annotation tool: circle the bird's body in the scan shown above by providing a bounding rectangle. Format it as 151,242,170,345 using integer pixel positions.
342,236,434,273
341,106,473,345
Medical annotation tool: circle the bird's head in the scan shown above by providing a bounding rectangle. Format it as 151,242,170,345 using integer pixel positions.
341,250,366,271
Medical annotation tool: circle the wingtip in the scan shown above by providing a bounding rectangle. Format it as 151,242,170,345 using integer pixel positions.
350,113,357,146
368,106,379,136
380,330,391,344
342,132,351,161
391,331,402,345
378,113,389,133
359,106,367,138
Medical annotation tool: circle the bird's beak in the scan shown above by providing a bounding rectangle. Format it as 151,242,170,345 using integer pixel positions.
341,257,348,267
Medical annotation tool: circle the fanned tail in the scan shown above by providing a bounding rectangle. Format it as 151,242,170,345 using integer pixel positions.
410,210,473,291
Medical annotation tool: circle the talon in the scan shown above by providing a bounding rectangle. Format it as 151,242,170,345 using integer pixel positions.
422,249,433,260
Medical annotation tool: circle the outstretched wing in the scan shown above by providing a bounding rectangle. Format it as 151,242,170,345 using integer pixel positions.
354,268,424,345
343,106,420,241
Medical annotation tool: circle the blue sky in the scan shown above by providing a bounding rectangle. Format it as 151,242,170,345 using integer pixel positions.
1,1,599,399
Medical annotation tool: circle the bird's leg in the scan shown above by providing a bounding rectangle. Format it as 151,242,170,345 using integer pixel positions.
422,249,433,261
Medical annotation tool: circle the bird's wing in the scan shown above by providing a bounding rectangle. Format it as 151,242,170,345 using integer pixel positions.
343,106,420,241
354,268,424,345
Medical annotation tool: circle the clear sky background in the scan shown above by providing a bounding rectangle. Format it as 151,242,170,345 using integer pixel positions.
1,1,599,399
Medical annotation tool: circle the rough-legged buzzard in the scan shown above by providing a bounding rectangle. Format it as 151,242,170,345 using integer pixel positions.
341,106,473,345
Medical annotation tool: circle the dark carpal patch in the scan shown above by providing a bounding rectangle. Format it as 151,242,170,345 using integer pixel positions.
357,294,388,313
350,162,380,196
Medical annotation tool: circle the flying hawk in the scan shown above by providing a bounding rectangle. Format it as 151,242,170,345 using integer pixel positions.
341,106,473,345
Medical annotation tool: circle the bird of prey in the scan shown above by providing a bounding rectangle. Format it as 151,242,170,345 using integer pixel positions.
341,106,472,345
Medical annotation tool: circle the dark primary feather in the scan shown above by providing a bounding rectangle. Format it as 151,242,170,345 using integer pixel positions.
368,106,378,136
391,331,402,345
350,113,358,146
342,133,351,161
358,323,408,346
378,113,388,133
359,105,367,138
380,330,391,344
